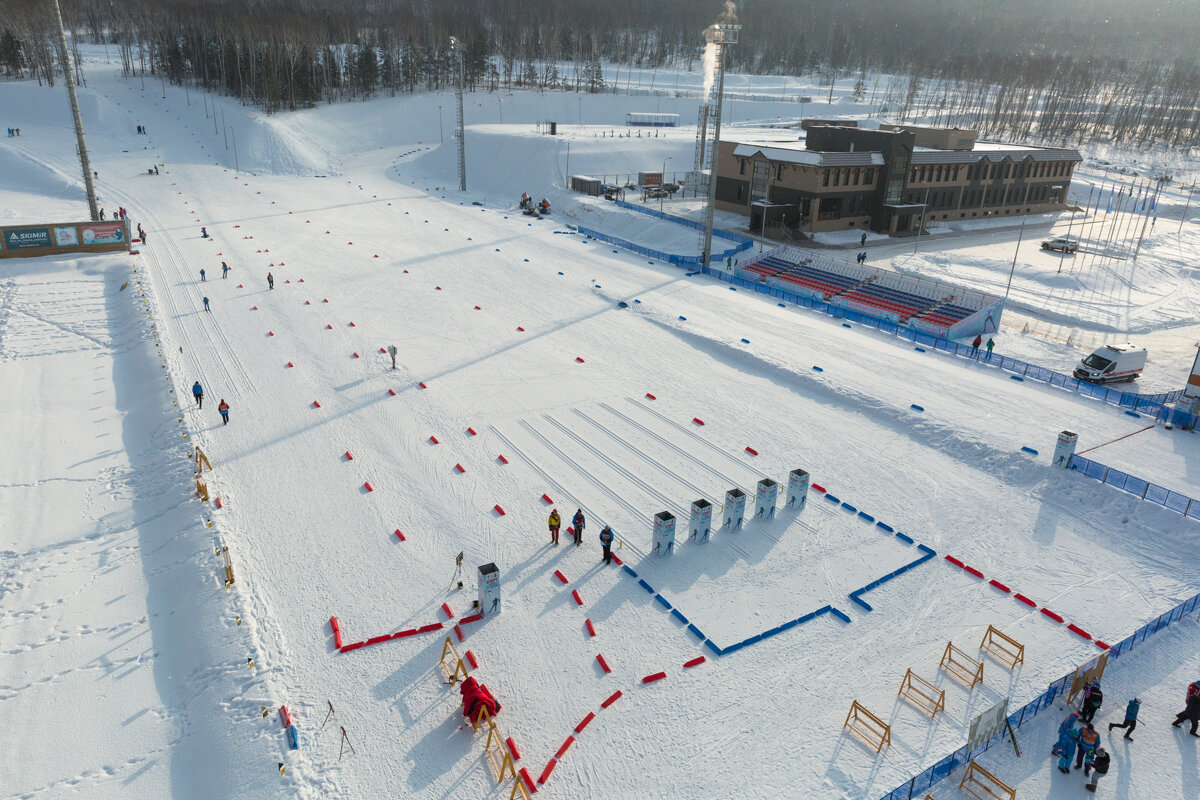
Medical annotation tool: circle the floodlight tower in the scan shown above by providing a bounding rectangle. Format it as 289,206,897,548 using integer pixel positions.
697,23,739,270
451,37,467,192
52,0,99,221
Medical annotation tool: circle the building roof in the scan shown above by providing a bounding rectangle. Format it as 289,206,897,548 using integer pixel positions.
731,142,884,167
911,142,1081,164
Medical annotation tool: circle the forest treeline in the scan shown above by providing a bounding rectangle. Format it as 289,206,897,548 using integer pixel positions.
2,0,1200,148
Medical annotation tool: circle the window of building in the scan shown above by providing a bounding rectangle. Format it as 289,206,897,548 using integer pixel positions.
776,163,784,181
843,168,851,185
833,169,840,186
739,159,745,176
853,168,860,186
751,160,770,203
953,166,960,181
737,185,744,202
912,168,919,183
865,168,874,184
823,169,830,187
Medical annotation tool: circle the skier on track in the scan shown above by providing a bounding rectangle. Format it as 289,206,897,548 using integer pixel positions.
200,268,206,282
548,509,561,545
202,296,210,312
218,399,230,425
599,525,614,564
267,272,274,290
192,381,204,409
572,509,585,547
201,226,208,238
221,261,229,279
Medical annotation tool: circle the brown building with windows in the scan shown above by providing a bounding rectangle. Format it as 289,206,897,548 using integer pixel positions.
715,124,1081,235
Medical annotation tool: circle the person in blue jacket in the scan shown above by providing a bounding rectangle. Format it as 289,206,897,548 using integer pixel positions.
1108,697,1140,740
199,268,206,282
202,296,210,312
599,525,614,564
1053,711,1081,773
192,381,204,409
572,509,585,547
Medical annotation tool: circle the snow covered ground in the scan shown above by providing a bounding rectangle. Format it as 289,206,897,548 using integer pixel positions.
2,47,1199,800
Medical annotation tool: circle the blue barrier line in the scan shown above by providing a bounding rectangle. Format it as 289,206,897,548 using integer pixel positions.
841,502,858,513
857,511,875,523
829,607,852,624
895,532,914,544
622,565,638,578
704,639,722,655
876,522,894,533
638,578,655,593
671,608,689,624
824,493,841,504
654,594,673,609
687,623,705,640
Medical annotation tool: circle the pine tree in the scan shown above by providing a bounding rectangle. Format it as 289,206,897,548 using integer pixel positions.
586,57,604,93
852,73,866,102
2,29,25,77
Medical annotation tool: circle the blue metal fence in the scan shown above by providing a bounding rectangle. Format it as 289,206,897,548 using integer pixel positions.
707,269,1191,422
879,588,1200,799
1067,454,1200,521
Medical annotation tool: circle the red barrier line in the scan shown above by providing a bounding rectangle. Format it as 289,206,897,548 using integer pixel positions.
988,579,1011,593
1067,623,1093,640
1040,608,1065,624
574,712,596,734
601,690,623,708
416,623,444,633
963,566,985,579
585,619,596,637
811,483,827,493
1095,640,1111,650
596,654,611,673
339,641,366,652
1013,593,1038,607
683,656,706,668
554,736,575,759
572,589,583,606
611,554,624,566
642,672,667,684
366,634,390,646
645,393,656,400
392,628,419,639
554,570,569,585
441,603,454,619
520,767,538,794
460,613,483,625
537,760,556,785
945,555,964,567
465,650,479,669
454,624,463,642
1077,424,1156,455
506,737,521,760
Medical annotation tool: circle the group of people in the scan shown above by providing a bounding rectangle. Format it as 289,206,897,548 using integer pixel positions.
519,193,550,216
1052,680,1112,792
547,508,615,564
855,251,868,264
970,334,996,355
98,207,129,221
191,381,230,424
147,165,160,175
6,127,20,137
136,125,148,135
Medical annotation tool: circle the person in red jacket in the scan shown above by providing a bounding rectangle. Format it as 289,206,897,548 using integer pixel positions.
217,399,230,425
1173,681,1200,735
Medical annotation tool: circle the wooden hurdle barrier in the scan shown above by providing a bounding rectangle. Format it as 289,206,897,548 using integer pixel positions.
439,636,470,686
958,761,1015,800
843,700,891,752
979,625,1024,669
194,446,212,473
221,546,234,588
485,720,518,781
195,475,209,502
898,668,946,717
940,641,984,688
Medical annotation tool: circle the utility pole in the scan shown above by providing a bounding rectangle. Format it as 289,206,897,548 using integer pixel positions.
51,0,99,221
913,187,930,254
1179,183,1195,235
1004,214,1028,301
451,37,466,192
232,128,239,172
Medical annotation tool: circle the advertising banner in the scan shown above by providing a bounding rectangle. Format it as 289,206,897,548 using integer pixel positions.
53,226,78,246
6,227,51,249
968,697,1010,751
80,224,125,245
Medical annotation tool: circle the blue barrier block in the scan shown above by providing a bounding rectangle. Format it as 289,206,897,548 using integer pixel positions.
895,532,914,544
730,286,737,291
911,404,925,412
638,579,655,594
841,502,858,513
595,284,602,288
779,618,799,631
287,726,299,749
876,521,894,533
723,641,744,654
613,249,619,253
670,608,689,624
741,338,750,344
523,258,529,262
765,625,786,638
741,634,763,647
557,271,564,275
849,593,873,611
842,323,852,328
778,302,786,308
1124,410,1141,418
812,365,824,372
914,346,926,352
794,611,817,625
1011,375,1025,381
687,624,706,640
634,299,640,304
857,511,875,523
829,607,852,624
917,544,936,556
704,639,722,655
1020,446,1039,455
622,565,638,578
824,493,840,503
678,316,687,321
654,594,672,609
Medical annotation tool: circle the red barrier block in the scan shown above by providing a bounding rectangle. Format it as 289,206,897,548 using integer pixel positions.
520,767,537,793
460,613,483,624
945,555,964,567
1095,640,1111,650
326,324,333,329
572,590,583,606
601,690,623,709
394,529,406,541
645,393,657,400
574,712,596,734
323,298,329,303
454,624,463,642
215,497,224,509
1014,593,1038,607
642,672,667,684
497,455,509,464
312,401,321,408
363,482,374,492
268,331,274,336
454,463,465,473
585,619,596,637
745,447,758,456
1067,624,1092,640
352,352,360,358
344,451,354,461
366,634,390,646
494,505,506,516
252,306,259,310
555,737,575,759
279,705,293,728
349,322,356,327
418,382,427,389
541,494,554,505
339,641,365,653
611,554,623,566
441,603,455,619
330,617,342,648
474,305,481,310
416,623,444,633
429,436,439,444
380,347,387,353
306,301,311,305
467,427,477,436
388,389,396,396
238,284,243,288
536,761,556,785
963,566,985,579
466,650,479,669
692,417,705,426
286,362,293,368
575,356,585,363
811,483,826,493
683,656,706,669
435,286,442,291
1040,608,1065,624
506,737,520,760
391,628,419,639
554,570,569,585
596,654,611,673
989,579,1011,593
517,326,525,332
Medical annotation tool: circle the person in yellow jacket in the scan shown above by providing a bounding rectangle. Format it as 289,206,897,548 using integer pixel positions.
548,509,561,545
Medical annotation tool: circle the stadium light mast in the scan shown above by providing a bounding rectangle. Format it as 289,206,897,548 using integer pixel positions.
51,0,99,221
451,37,466,192
699,23,739,271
